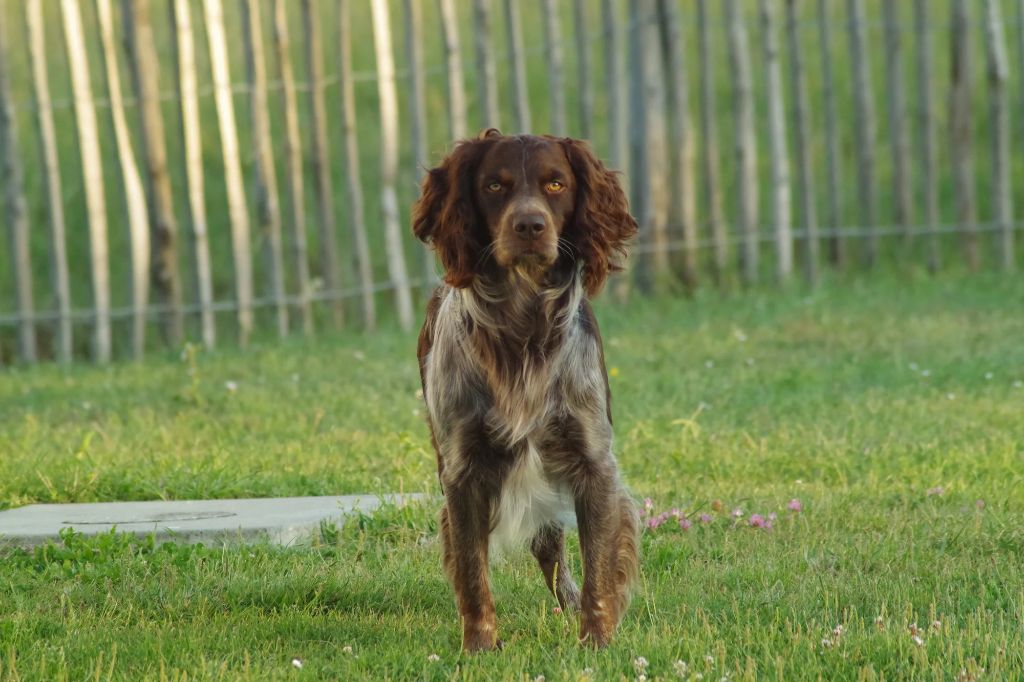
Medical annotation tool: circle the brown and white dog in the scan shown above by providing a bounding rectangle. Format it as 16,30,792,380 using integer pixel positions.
413,129,639,651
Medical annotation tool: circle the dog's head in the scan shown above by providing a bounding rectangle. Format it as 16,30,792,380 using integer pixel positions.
412,129,637,295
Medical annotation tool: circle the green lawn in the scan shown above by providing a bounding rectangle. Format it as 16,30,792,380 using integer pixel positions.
2,272,1023,680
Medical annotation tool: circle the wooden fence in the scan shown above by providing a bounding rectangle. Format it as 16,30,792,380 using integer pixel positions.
0,0,1020,364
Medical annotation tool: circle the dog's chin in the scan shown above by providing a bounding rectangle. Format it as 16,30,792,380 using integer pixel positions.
498,250,557,283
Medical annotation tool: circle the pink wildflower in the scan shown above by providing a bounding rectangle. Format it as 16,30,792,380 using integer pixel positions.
787,498,802,512
926,486,945,497
749,514,767,528
679,516,692,531
643,498,654,515
699,513,713,523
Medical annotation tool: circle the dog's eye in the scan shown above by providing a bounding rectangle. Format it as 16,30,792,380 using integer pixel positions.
544,180,565,193
486,182,503,192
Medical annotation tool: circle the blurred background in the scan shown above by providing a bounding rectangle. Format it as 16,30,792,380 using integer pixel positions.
0,0,1019,365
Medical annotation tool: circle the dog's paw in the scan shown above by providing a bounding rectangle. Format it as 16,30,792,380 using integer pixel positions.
578,611,615,649
462,626,501,653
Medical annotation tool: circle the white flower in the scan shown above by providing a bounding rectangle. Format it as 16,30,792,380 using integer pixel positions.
912,635,925,647
921,369,932,377
984,372,994,380
427,653,440,662
634,656,649,673
534,676,545,682
931,620,942,631
705,360,715,369
947,393,956,401
704,655,715,665
291,658,303,669
225,380,238,392
909,362,919,371
353,350,366,361
674,660,689,677
1014,380,1023,389
342,645,353,654
832,624,845,638
821,638,833,649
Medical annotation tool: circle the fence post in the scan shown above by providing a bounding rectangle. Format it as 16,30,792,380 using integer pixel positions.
370,0,414,332
541,0,567,137
882,0,913,244
785,0,818,286
242,0,288,339
438,0,467,141
572,0,593,141
726,0,758,285
340,0,378,330
847,0,877,268
600,0,625,174
61,0,111,363
403,0,435,283
949,0,979,271
984,0,1014,271
171,0,216,349
503,0,532,134
913,0,939,273
301,0,344,329
760,0,792,283
272,0,313,335
696,0,727,286
123,0,184,347
98,0,150,360
818,0,844,269
204,0,254,345
0,4,36,363
657,0,697,289
26,0,72,364
473,0,500,129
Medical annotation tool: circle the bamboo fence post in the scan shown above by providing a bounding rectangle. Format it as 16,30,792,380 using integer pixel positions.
541,0,567,136
657,0,697,289
61,0,111,363
301,0,343,328
626,0,652,294
696,0,727,285
0,5,36,363
241,0,288,338
759,0,792,282
403,0,436,282
818,0,843,268
573,0,593,140
97,0,149,360
438,0,467,140
950,0,979,271
726,0,758,285
503,0,531,133
784,0,818,286
272,0,313,334
984,0,1013,271
204,0,254,345
914,0,939,273
370,0,414,332
170,0,215,349
123,0,184,346
26,0,72,364
473,0,500,129
600,0,625,173
847,0,877,267
340,0,378,330
882,0,913,243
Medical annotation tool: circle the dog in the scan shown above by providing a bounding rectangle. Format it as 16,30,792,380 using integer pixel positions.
413,129,639,651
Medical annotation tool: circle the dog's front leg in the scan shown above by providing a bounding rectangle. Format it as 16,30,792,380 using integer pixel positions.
440,484,499,652
574,472,638,648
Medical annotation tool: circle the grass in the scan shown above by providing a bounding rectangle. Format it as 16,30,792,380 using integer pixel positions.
1,272,1023,679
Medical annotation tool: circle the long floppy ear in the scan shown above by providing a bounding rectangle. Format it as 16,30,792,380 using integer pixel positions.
412,131,498,288
561,139,638,296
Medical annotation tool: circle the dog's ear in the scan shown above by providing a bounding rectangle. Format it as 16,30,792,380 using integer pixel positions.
561,139,638,296
412,138,492,289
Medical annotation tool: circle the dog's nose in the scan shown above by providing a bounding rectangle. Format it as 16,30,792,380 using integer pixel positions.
513,214,546,240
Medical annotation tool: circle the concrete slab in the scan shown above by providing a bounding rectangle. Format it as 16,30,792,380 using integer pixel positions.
0,494,428,548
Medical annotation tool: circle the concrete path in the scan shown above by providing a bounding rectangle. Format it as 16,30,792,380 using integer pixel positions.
0,494,428,548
